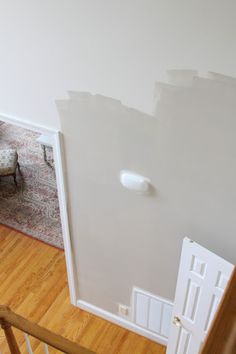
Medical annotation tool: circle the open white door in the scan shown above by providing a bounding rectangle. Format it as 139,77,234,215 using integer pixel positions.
167,238,234,354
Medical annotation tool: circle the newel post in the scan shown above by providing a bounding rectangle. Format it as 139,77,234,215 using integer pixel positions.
0,319,21,354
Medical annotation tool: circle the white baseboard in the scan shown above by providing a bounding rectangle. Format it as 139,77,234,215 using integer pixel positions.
77,300,168,346
0,112,58,134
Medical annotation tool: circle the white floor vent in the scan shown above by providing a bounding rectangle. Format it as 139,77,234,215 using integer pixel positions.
132,288,173,341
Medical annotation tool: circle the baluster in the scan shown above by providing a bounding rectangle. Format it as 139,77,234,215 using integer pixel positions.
44,343,49,354
24,333,33,354
0,320,20,354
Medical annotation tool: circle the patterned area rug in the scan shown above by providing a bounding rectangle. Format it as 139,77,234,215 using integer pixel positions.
0,122,63,249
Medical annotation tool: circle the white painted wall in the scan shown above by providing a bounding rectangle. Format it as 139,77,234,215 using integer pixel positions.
0,1,236,128
1,0,236,317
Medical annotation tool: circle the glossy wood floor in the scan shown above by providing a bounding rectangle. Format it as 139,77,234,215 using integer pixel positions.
0,225,166,354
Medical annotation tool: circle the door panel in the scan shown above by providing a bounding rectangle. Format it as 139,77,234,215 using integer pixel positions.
176,328,191,353
200,268,236,354
167,238,234,354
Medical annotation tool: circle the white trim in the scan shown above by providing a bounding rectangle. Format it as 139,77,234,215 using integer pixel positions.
0,113,77,305
131,287,173,322
0,112,58,134
77,300,168,346
132,287,173,306
53,132,77,304
131,287,173,340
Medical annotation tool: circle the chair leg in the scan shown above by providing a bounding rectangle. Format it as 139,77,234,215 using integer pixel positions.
17,162,22,176
13,173,17,186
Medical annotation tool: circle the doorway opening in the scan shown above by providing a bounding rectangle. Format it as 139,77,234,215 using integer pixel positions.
0,120,63,248
0,114,77,304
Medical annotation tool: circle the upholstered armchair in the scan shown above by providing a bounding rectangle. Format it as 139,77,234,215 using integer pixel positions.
0,149,21,186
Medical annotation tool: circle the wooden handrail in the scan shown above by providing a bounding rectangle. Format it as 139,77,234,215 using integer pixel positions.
0,305,95,354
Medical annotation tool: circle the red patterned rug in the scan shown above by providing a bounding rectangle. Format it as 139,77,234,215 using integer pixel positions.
0,121,63,249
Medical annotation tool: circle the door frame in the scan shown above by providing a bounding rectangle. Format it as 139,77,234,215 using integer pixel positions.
0,112,77,305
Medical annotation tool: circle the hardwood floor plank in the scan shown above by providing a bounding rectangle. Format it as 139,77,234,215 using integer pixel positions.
0,225,166,353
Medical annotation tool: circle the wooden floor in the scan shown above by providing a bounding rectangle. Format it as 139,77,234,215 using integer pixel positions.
0,225,166,354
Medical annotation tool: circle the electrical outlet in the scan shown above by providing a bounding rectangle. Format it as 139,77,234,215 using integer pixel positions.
118,304,129,317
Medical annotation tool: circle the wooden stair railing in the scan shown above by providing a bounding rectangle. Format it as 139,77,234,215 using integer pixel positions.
0,305,95,354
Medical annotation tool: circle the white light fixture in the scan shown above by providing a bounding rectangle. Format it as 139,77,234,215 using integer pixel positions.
120,170,150,193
